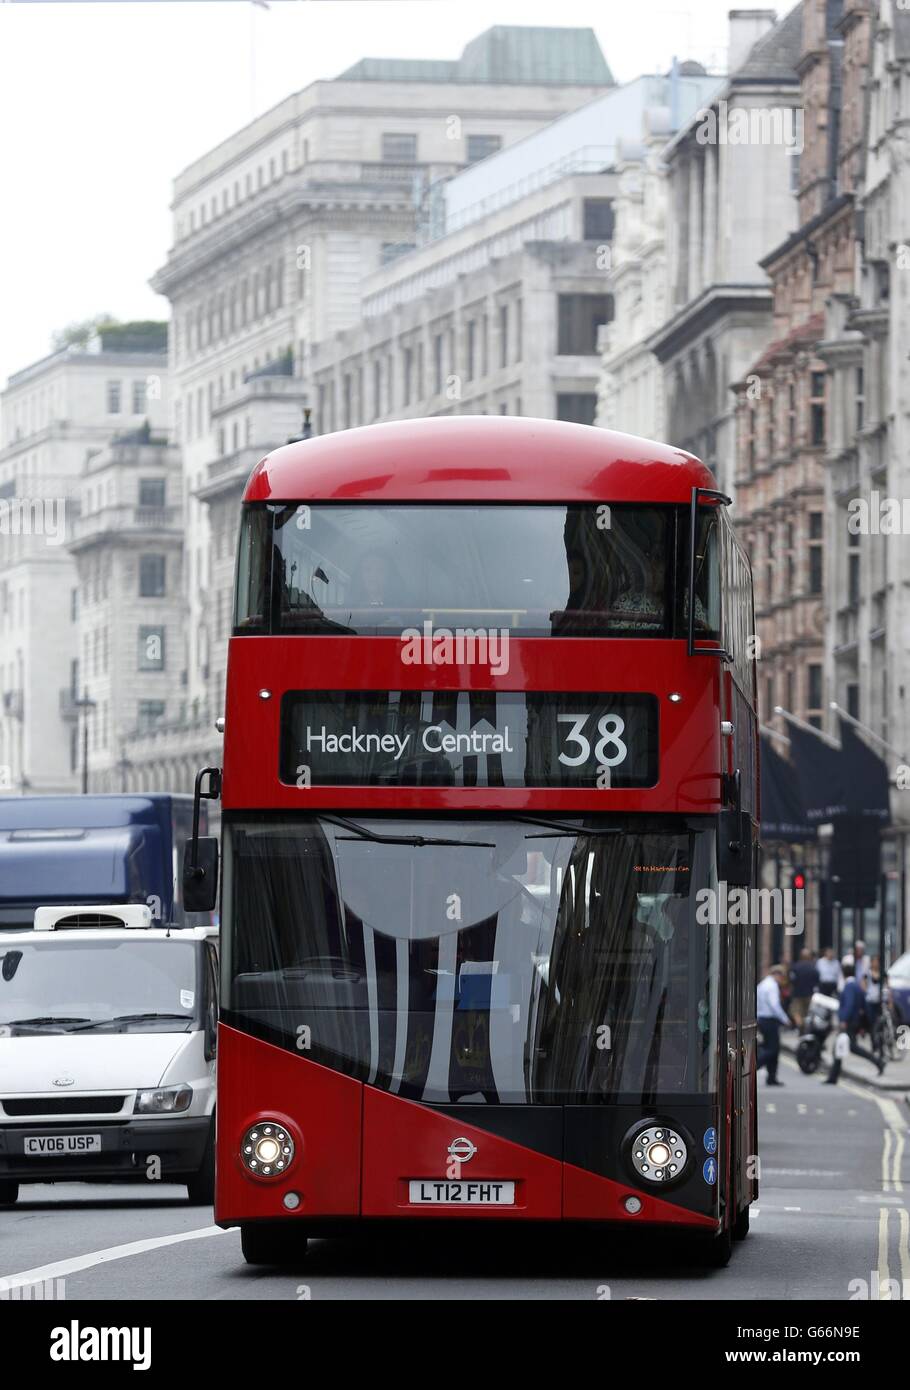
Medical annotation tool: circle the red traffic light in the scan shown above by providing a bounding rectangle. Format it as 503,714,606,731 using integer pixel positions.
792,871,806,891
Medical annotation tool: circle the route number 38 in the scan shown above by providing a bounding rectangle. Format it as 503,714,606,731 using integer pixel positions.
557,713,627,768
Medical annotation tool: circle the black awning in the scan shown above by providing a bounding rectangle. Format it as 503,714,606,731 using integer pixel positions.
759,735,814,841
839,718,891,823
788,722,849,822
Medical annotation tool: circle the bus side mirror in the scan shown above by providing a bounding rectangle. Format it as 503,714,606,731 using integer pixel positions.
183,837,219,913
183,766,222,913
718,810,752,889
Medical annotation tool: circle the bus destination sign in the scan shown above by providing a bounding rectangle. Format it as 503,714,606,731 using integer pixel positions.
279,690,658,789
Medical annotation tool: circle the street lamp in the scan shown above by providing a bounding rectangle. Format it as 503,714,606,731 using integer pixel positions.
72,687,97,795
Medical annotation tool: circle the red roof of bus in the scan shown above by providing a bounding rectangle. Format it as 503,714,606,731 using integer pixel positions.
243,416,717,504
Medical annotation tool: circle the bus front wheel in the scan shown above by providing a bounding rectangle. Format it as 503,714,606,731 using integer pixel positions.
733,1204,750,1241
688,1226,733,1268
0,1181,19,1205
240,1223,308,1267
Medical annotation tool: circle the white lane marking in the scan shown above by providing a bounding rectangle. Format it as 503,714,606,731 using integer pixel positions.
899,1208,910,1292
764,1168,845,1178
783,1206,802,1212
877,1208,891,1300
766,1103,777,1114
835,1078,906,1194
0,1224,231,1292
797,1103,807,1114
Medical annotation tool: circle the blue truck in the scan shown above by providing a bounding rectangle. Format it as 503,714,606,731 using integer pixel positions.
0,795,210,930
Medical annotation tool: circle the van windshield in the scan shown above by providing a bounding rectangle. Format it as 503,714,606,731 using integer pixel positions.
0,939,200,1034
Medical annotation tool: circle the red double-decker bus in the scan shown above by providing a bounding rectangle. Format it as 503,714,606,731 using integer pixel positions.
184,415,758,1267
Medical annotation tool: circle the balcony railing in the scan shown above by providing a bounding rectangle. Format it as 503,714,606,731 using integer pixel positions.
71,504,181,544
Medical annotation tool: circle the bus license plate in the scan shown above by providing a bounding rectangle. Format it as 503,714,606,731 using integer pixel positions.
24,1134,102,1156
408,1180,515,1205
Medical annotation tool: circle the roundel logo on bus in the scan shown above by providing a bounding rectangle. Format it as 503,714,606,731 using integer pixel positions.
447,1137,477,1164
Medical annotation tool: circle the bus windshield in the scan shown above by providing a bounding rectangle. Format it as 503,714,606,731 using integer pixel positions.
235,503,694,638
224,816,718,1103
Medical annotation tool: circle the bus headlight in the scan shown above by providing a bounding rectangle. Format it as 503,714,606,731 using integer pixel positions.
241,1121,295,1178
627,1122,688,1185
134,1085,193,1114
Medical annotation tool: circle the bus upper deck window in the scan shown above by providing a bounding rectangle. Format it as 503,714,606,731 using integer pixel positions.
234,506,270,633
683,509,721,637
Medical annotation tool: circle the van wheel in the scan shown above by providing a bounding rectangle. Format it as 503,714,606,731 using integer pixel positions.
240,1223,308,1266
0,1181,19,1205
186,1122,215,1205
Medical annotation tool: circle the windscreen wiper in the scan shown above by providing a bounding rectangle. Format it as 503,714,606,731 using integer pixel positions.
321,813,494,848
6,1015,91,1028
513,814,623,839
69,1012,192,1032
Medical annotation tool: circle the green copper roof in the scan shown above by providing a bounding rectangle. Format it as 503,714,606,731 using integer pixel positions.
337,26,613,86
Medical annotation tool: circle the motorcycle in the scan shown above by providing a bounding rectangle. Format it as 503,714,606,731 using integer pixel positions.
796,990,840,1073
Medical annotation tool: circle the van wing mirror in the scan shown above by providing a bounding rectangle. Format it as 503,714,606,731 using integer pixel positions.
183,766,222,914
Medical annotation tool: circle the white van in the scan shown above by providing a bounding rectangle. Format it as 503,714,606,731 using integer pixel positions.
0,905,217,1206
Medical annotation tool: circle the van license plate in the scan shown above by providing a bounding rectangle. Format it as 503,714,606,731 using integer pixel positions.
24,1134,102,1155
408,1180,515,1205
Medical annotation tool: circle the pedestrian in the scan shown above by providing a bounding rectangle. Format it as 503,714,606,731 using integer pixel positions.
817,946,844,998
864,955,883,1042
843,940,870,986
757,964,793,1086
789,948,820,1029
824,964,886,1084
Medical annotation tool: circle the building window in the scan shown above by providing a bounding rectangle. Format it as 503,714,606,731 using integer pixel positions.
137,700,165,732
788,382,796,448
433,334,443,394
856,366,864,432
848,537,861,606
583,198,614,241
132,380,146,415
557,294,612,355
138,478,166,509
381,242,416,266
402,347,413,406
808,664,822,712
499,303,508,368
809,512,823,594
373,360,381,420
139,554,166,598
343,374,352,430
846,683,860,720
381,132,417,163
556,393,597,426
107,381,122,414
810,369,826,446
765,675,774,720
481,313,489,376
138,626,166,672
466,133,502,164
466,321,476,381
514,299,522,363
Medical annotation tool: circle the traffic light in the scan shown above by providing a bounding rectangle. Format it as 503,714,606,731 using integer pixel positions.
791,867,806,893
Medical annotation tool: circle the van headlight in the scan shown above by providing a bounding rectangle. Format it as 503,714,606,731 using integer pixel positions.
134,1085,193,1114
